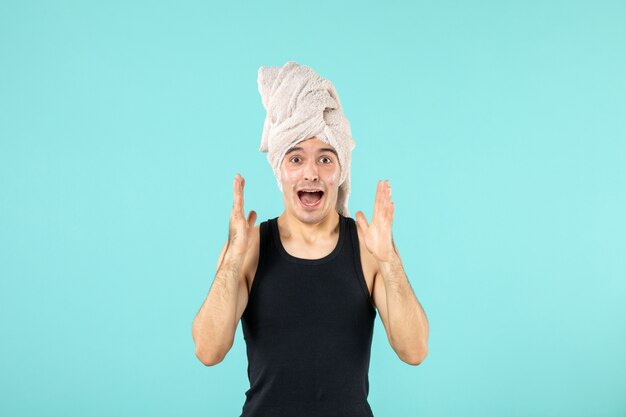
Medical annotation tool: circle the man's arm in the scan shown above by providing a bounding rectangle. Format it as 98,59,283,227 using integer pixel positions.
192,173,257,366
356,179,429,365
192,240,249,366
372,245,429,365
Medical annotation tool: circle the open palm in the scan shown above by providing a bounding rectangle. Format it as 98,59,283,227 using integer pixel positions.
229,173,257,256
355,180,396,263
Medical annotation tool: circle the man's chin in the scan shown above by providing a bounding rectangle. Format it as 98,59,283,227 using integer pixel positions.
293,206,338,225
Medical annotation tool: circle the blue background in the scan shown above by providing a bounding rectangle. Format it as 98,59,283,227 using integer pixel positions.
1,1,625,416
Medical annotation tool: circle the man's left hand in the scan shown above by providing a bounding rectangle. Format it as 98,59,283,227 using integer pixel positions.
355,179,396,263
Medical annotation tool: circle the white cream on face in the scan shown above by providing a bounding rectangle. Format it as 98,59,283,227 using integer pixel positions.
279,138,341,220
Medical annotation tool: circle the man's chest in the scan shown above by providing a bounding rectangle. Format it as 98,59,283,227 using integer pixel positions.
244,223,377,298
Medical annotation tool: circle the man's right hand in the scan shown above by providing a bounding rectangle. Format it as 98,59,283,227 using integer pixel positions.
228,173,257,257
192,173,257,365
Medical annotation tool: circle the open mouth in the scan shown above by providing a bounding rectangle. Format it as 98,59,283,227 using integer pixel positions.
297,190,324,207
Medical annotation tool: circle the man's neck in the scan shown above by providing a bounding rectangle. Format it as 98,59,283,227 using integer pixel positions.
277,210,340,244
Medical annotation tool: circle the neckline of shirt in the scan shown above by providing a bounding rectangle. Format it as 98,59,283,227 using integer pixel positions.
270,213,347,265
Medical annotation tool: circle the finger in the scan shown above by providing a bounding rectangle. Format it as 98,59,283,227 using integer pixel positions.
373,180,382,221
239,175,245,215
384,180,392,223
376,179,388,222
247,210,257,228
233,173,244,217
355,210,369,233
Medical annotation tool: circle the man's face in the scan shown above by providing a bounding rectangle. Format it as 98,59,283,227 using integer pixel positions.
280,137,341,224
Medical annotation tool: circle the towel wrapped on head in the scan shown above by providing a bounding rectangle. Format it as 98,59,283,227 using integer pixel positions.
257,61,355,217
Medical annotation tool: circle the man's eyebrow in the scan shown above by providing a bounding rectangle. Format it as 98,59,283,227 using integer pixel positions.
285,146,338,157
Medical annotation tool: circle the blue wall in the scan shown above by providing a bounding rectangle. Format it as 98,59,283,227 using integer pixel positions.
1,1,624,416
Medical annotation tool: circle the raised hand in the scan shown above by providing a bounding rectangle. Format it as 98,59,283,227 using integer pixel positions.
228,173,257,257
355,180,396,263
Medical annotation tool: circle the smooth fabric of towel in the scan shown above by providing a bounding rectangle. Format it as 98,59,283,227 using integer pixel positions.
257,61,355,217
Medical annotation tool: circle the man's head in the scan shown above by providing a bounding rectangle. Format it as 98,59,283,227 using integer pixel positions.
257,61,355,217
279,137,340,224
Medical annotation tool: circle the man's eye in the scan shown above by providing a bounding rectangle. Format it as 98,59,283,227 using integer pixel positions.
321,157,332,163
290,157,301,163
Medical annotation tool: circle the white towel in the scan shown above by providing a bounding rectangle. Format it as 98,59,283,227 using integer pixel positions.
257,61,355,217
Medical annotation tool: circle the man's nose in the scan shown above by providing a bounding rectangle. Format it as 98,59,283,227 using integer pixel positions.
303,160,319,181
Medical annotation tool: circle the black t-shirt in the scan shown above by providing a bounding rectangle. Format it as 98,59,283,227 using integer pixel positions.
240,213,377,417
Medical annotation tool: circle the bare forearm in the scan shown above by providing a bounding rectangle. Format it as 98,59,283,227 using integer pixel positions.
378,252,429,362
192,249,243,363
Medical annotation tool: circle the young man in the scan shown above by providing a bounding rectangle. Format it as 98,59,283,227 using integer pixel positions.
192,62,429,417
